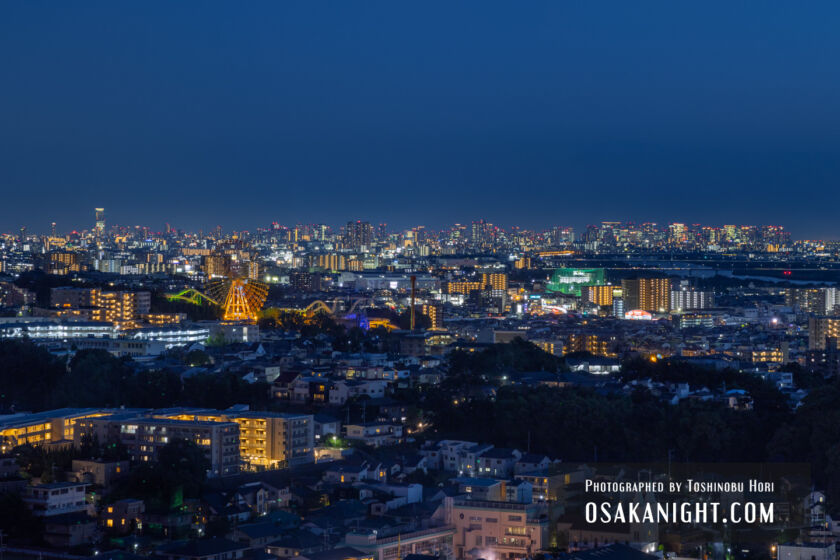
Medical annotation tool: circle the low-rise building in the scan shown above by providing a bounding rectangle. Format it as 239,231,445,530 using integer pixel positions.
101,498,145,534
344,422,403,447
23,482,89,516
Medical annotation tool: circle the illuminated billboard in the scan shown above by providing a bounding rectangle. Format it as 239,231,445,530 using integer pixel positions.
546,268,606,296
624,309,653,320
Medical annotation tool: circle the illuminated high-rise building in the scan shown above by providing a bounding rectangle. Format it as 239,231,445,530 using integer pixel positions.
470,219,489,246
481,272,508,291
444,281,482,295
345,221,373,251
247,261,260,280
622,277,672,312
786,288,838,315
94,208,105,235
204,253,231,277
422,303,444,329
809,317,840,351
51,287,150,326
315,253,347,272
582,285,617,307
550,226,574,246
670,282,715,311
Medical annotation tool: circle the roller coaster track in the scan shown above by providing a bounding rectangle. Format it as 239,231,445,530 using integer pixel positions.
302,297,373,317
166,288,220,306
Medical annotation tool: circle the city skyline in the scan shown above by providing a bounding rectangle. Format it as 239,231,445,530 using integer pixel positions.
1,210,808,240
3,1,840,237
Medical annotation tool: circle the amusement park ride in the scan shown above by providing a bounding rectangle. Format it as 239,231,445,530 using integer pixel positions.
167,277,269,322
167,281,399,329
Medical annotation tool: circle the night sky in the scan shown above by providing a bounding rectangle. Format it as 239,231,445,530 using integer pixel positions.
2,2,840,237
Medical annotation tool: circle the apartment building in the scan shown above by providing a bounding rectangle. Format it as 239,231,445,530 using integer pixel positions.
157,409,315,470
0,408,112,451
450,497,549,560
74,415,240,477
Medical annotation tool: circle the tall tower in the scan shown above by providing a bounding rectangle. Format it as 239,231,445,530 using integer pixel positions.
95,208,105,237
345,221,373,251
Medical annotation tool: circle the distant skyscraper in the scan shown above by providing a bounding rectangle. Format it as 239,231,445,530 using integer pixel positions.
94,208,105,238
470,219,489,247
345,221,373,251
51,222,57,237
550,226,574,246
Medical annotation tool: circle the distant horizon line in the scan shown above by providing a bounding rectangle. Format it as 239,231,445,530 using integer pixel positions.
5,215,823,239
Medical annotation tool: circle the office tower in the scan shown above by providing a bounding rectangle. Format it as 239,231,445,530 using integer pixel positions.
470,219,489,246
809,317,840,350
95,208,105,235
51,222,57,237
550,226,574,246
345,221,373,251
668,223,687,244
622,277,672,312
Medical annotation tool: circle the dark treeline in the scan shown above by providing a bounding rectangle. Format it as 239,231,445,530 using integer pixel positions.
0,340,270,411
430,346,840,510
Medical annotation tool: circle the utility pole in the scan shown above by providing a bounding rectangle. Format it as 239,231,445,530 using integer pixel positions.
409,275,416,331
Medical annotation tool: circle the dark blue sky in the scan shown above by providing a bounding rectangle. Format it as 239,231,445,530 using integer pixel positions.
2,2,840,238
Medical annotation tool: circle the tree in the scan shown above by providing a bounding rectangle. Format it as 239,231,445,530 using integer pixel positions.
184,349,212,367
113,439,209,512
0,339,65,410
53,349,134,407
0,492,43,544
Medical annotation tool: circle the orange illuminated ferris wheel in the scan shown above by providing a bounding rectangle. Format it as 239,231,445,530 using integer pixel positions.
206,278,269,322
